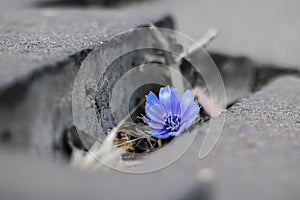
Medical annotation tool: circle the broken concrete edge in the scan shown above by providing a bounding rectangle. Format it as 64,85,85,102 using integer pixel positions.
0,49,92,108
0,14,174,107
0,14,175,160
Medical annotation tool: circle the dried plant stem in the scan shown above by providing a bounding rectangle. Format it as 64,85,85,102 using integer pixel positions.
112,98,145,132
176,28,218,63
76,98,146,170
116,137,147,147
149,24,218,96
193,86,224,117
149,23,185,94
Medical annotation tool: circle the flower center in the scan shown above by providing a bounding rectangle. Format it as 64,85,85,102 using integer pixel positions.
164,114,181,132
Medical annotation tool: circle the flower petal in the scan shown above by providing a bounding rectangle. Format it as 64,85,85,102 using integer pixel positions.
146,91,160,107
170,88,181,115
181,102,200,125
154,133,171,139
147,129,163,135
169,126,186,136
145,91,160,114
180,90,195,116
147,129,170,139
146,104,166,123
159,86,172,113
145,118,164,129
159,86,180,114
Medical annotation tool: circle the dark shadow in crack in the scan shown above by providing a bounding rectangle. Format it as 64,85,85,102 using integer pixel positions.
210,51,300,92
209,51,300,108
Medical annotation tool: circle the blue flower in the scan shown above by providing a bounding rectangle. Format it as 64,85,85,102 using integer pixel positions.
144,86,200,139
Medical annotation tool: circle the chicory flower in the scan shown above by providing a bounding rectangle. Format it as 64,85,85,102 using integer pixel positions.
144,86,200,139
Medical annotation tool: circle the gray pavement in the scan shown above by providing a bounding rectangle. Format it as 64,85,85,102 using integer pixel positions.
0,0,300,200
196,76,300,200
0,0,173,156
0,76,299,200
127,0,300,68
0,7,170,88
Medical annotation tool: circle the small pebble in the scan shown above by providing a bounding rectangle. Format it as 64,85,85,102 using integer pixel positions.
196,167,215,182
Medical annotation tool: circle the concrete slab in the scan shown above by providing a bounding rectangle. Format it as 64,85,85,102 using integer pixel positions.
0,0,174,157
1,76,299,200
0,1,299,199
126,0,300,69
185,76,300,200
0,8,171,89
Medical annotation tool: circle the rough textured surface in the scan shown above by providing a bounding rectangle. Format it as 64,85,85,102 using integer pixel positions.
127,0,300,69
3,0,300,69
0,76,299,200
0,8,170,89
1,0,300,199
192,76,300,200
0,0,173,157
